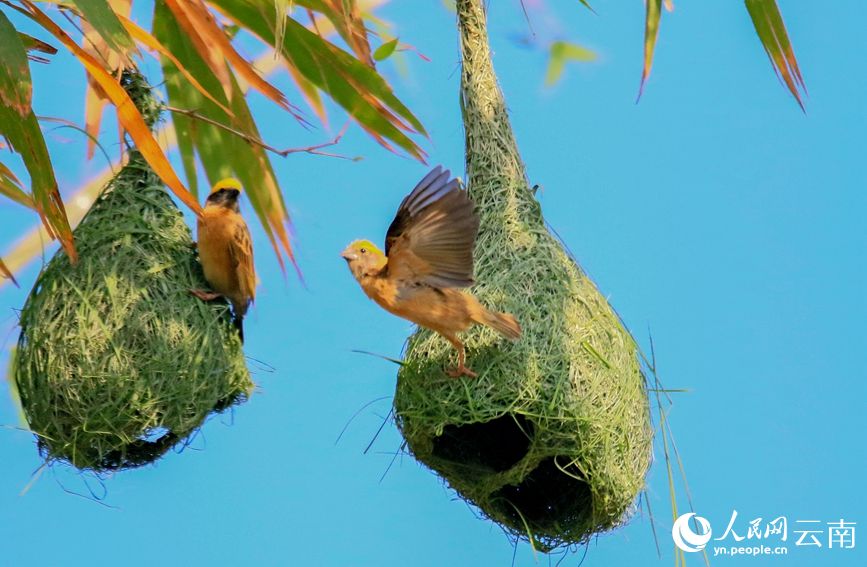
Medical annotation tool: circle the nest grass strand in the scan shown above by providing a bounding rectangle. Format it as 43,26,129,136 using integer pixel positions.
393,0,652,551
14,148,252,471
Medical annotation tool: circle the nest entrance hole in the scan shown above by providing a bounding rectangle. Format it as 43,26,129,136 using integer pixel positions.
431,413,533,473
491,456,592,532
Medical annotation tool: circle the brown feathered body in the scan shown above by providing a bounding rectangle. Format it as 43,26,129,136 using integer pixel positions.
358,273,520,342
343,166,520,377
196,184,255,340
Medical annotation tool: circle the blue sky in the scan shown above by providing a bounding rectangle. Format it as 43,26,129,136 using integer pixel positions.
1,1,865,566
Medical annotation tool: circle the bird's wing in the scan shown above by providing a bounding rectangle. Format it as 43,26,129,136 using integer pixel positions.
229,219,256,310
384,166,479,288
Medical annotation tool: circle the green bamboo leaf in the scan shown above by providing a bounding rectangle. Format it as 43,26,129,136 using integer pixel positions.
0,161,33,209
544,40,596,87
209,0,426,160
373,37,398,61
224,76,298,273
0,11,32,116
17,32,57,58
70,0,136,55
274,0,290,52
745,0,806,110
153,0,236,195
638,0,662,100
0,105,75,260
296,0,373,65
154,0,295,268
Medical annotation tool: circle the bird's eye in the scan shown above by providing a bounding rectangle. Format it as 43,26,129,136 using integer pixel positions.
360,248,367,254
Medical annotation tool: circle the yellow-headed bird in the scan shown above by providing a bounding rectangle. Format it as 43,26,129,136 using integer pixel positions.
192,178,255,342
342,166,520,378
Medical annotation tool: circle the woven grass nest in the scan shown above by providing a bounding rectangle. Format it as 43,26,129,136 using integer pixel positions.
393,0,652,551
12,73,252,471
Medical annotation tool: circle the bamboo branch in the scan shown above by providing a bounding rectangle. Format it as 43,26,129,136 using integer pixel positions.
164,106,358,160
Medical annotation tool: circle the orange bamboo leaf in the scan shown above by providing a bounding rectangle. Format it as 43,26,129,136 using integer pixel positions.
285,62,327,125
326,0,374,66
19,0,202,216
163,0,235,102
83,78,110,160
0,256,17,287
117,14,234,116
168,0,303,121
210,0,425,159
80,0,132,160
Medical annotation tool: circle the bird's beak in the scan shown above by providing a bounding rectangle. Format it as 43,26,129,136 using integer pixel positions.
340,248,356,261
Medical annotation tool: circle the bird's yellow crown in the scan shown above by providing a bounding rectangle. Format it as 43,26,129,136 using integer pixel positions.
211,177,243,194
348,239,384,257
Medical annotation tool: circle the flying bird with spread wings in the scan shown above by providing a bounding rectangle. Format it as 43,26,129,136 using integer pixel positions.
342,166,521,378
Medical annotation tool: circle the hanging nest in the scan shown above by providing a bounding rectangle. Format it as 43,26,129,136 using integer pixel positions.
393,0,652,551
12,72,253,471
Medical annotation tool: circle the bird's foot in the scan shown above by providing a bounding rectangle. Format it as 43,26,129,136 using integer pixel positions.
447,365,478,379
190,289,222,301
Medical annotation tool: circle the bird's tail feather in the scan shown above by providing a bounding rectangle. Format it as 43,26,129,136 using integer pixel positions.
475,309,521,340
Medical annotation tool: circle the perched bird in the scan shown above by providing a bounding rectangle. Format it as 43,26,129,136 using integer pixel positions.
342,166,521,378
191,178,255,342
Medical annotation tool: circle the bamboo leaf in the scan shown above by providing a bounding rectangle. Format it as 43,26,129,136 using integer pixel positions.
274,0,290,53
225,76,297,273
153,0,233,196
0,256,17,287
69,0,136,55
118,13,234,116
286,62,328,125
19,0,202,216
17,32,57,59
166,0,303,122
745,0,806,110
0,11,32,117
373,37,398,61
544,40,596,87
638,0,662,100
329,0,374,66
0,105,76,260
83,78,110,160
1,156,119,291
0,160,35,209
154,1,294,267
162,0,235,101
210,0,426,160
78,1,133,160
297,0,374,65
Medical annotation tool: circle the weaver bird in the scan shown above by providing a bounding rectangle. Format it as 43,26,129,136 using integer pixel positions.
191,178,255,342
342,166,521,378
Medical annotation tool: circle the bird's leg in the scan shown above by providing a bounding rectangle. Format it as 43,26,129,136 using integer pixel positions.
190,289,222,301
443,333,478,378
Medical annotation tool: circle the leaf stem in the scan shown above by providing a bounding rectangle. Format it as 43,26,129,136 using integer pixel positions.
164,106,357,160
